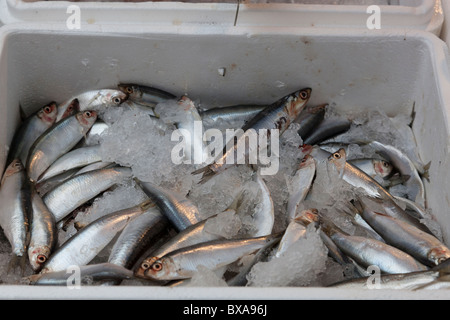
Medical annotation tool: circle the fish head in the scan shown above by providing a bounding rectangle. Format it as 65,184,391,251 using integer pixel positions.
118,84,140,100
328,148,347,175
143,257,178,281
59,99,80,121
37,102,58,126
135,256,158,279
285,88,312,119
373,159,394,179
76,110,98,129
107,90,128,106
298,154,315,169
28,246,51,271
429,247,450,266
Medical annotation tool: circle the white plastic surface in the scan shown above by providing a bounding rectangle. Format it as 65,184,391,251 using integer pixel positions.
0,24,450,298
0,0,444,35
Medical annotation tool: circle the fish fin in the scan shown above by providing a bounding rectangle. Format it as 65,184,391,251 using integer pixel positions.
191,165,216,184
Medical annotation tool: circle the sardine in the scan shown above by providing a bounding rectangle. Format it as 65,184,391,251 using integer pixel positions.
28,185,57,272
0,159,31,273
142,234,281,281
327,148,430,233
193,88,312,184
118,83,176,108
368,141,427,208
303,117,352,146
357,197,450,267
108,202,169,269
136,179,203,232
135,214,224,279
275,209,318,257
321,219,427,274
6,102,58,167
42,166,133,222
295,104,327,141
286,155,316,221
201,104,267,128
41,203,147,273
26,111,98,183
37,145,102,183
24,263,134,286
56,89,127,122
349,158,394,180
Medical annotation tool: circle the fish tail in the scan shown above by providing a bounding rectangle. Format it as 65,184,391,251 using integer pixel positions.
191,165,216,184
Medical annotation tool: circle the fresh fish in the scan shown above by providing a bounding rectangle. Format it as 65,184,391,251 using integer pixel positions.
135,214,224,279
356,197,450,267
201,104,267,128
42,166,133,222
275,209,318,257
321,218,427,274
24,263,134,286
55,98,79,123
142,234,281,281
28,185,57,272
26,111,98,183
108,202,169,269
368,141,427,208
286,155,316,221
193,88,312,184
136,179,203,232
0,159,31,273
41,202,147,273
349,158,394,180
37,145,102,183
57,89,127,122
35,168,79,197
173,96,209,165
327,148,430,233
118,83,176,108
74,161,115,176
295,104,327,140
303,117,352,146
6,102,58,167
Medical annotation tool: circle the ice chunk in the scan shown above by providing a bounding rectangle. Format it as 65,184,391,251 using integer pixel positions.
186,265,229,287
246,225,328,287
203,209,242,239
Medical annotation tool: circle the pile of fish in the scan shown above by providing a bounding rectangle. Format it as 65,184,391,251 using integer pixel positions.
1,82,450,290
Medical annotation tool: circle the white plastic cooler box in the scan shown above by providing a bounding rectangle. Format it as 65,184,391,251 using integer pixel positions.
0,22,450,298
0,0,444,35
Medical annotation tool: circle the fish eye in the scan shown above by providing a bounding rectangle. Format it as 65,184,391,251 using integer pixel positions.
84,111,92,117
37,254,47,264
126,87,134,94
151,262,163,272
112,96,122,104
141,261,151,270
44,106,52,113
382,161,390,168
299,90,309,100
333,153,341,159
67,105,73,112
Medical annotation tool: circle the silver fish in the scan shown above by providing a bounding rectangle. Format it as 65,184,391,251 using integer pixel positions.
42,166,133,222
201,104,267,129
28,186,57,272
193,88,312,184
118,83,176,108
321,219,427,274
286,154,316,221
37,145,102,183
6,102,58,167
108,202,169,269
327,148,430,233
54,98,79,123
303,117,352,146
135,213,224,279
57,90,127,122
41,203,147,273
349,158,394,181
137,180,203,232
24,262,134,286
142,234,281,281
357,197,450,267
27,111,98,183
0,159,30,273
